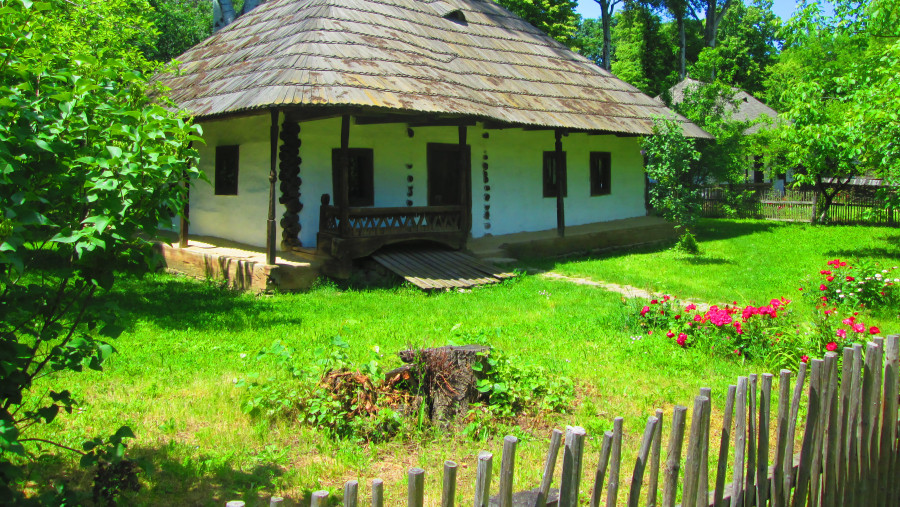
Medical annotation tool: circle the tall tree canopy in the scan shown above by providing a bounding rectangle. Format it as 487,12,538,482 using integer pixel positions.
495,0,580,44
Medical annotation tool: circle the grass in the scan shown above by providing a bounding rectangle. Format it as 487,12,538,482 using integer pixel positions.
20,219,900,505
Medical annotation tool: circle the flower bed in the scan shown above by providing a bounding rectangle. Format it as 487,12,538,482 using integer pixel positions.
632,259,897,369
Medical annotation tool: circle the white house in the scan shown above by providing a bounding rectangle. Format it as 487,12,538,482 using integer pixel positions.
158,0,708,284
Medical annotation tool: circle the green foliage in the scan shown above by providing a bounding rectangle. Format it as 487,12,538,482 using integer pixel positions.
0,0,200,498
471,349,573,417
641,117,702,232
690,0,782,94
146,0,214,62
674,230,700,254
573,17,605,64
495,0,579,45
765,0,900,221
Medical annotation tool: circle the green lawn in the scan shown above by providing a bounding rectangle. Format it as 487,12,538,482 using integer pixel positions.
21,220,899,505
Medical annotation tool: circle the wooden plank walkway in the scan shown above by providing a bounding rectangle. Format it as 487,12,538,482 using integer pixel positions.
372,246,516,291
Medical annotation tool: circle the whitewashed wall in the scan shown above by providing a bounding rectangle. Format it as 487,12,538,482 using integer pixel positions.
190,114,648,249
190,114,283,247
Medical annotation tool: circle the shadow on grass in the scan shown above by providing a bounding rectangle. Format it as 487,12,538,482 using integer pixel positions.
22,443,306,506
693,219,784,241
98,274,296,333
824,247,900,261
679,256,736,266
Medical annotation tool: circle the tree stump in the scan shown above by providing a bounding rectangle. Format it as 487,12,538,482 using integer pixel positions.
395,344,490,422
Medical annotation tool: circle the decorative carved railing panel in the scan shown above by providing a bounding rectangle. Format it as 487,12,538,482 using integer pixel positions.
319,205,463,238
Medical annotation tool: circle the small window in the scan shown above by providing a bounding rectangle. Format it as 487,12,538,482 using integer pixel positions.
215,145,239,195
332,148,374,207
590,152,612,196
543,151,567,198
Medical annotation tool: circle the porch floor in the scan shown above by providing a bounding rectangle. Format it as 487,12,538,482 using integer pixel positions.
466,215,677,259
154,234,326,292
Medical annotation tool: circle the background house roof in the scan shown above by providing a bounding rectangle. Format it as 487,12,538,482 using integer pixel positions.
159,0,710,138
662,78,780,135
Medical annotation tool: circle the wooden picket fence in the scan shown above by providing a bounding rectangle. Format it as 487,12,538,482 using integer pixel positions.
700,186,896,225
227,334,900,507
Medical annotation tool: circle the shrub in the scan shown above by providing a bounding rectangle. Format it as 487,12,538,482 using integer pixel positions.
805,258,899,311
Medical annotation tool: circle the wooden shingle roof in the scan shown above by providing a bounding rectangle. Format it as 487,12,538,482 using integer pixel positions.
160,0,710,137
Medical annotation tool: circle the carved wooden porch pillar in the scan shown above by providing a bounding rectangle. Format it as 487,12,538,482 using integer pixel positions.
178,142,192,248
266,109,279,265
555,129,566,237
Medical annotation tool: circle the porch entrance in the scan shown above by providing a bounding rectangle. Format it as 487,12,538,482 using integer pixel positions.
427,143,470,207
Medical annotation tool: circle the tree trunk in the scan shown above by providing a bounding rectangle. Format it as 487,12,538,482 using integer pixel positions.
596,0,620,71
213,0,237,32
704,0,733,48
678,13,686,79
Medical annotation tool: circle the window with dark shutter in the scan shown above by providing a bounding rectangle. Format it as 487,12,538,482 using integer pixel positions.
331,148,374,207
590,152,612,196
543,151,567,198
215,145,239,195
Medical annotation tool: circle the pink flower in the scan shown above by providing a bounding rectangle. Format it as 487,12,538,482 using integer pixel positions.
852,323,865,333
677,333,687,347
826,342,838,352
648,330,653,335
870,326,881,335
640,306,650,317
820,284,828,291
827,276,835,282
693,314,703,322
666,331,675,338
837,329,847,339
685,303,696,311
801,355,810,363
842,317,855,325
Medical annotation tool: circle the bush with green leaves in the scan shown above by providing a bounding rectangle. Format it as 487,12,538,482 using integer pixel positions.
642,117,702,242
0,0,200,499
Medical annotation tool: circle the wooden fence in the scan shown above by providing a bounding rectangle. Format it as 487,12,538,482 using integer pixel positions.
700,186,896,225
227,334,900,507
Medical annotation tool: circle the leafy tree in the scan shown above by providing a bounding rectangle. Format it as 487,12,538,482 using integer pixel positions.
146,0,213,62
573,17,605,65
765,0,899,222
668,81,753,184
593,0,624,69
642,118,702,239
690,0,782,93
495,0,580,44
0,0,200,500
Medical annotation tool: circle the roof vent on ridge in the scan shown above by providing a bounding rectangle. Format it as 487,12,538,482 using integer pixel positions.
431,1,467,24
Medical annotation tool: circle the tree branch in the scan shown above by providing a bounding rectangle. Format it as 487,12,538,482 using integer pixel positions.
18,438,85,456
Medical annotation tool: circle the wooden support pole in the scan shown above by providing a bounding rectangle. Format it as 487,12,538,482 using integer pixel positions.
628,416,660,507
474,451,493,507
606,417,624,507
648,408,664,507
179,141,192,248
499,436,517,507
443,461,458,507
772,371,791,507
663,406,688,507
310,490,328,507
590,431,614,507
757,373,773,507
339,114,351,236
458,125,471,237
783,362,808,506
560,426,587,507
371,479,384,507
554,129,566,237
684,395,710,507
878,335,899,507
730,377,748,507
408,467,425,507
344,480,359,507
267,109,280,265
538,429,563,507
714,385,737,507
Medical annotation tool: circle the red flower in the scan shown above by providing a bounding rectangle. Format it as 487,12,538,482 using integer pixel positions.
820,270,832,275
640,306,650,317
801,355,810,363
820,284,828,291
685,303,696,311
666,331,675,338
826,276,835,282
674,314,681,320
677,333,687,347
852,323,865,333
826,342,838,352
846,276,855,281
837,329,847,339
650,299,659,305
870,326,881,335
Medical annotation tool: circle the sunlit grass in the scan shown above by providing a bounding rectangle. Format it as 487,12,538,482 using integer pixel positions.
22,219,899,504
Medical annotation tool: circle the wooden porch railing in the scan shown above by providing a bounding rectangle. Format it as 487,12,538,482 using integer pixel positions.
319,203,464,238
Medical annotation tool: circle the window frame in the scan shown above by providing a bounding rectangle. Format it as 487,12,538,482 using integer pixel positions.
214,145,240,196
542,151,567,198
331,148,375,207
589,151,612,196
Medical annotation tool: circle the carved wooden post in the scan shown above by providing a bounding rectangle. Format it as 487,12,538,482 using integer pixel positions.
554,129,566,237
339,114,351,236
267,109,279,265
